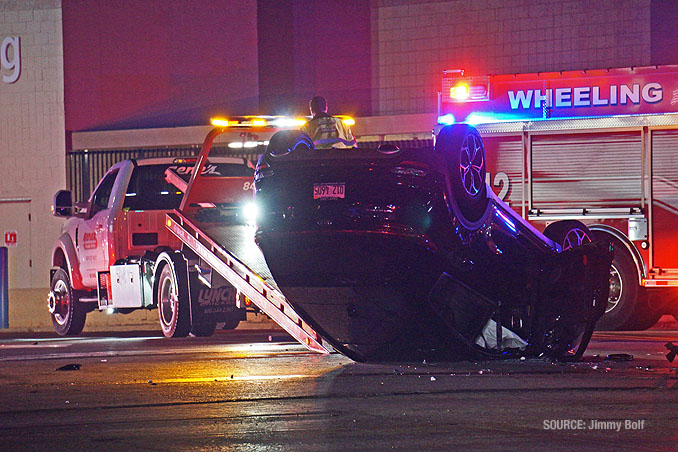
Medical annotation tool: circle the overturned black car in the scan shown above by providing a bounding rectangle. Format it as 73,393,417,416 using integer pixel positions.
254,124,613,362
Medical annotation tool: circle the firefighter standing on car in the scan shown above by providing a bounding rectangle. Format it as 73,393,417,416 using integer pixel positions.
301,96,357,149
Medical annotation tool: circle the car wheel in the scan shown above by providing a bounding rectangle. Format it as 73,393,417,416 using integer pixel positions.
48,268,87,336
542,220,596,360
156,253,191,338
591,234,656,331
266,130,314,157
543,220,592,250
435,124,490,228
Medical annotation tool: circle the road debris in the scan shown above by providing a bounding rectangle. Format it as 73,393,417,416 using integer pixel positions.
55,363,81,371
606,353,634,361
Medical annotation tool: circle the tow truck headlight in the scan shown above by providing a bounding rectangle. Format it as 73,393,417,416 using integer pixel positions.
242,202,259,224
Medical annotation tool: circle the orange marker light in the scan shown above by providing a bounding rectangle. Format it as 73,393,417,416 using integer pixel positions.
210,117,230,127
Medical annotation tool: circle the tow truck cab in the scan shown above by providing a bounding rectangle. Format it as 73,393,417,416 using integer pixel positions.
49,156,254,336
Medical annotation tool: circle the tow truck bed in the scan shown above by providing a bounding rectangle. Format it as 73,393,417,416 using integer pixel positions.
199,223,277,288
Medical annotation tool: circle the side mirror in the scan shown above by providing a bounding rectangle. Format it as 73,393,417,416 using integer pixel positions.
52,190,73,217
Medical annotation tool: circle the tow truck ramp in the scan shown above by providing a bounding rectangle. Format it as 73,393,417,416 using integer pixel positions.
166,211,330,354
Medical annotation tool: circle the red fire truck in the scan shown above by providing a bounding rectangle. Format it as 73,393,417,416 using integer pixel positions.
438,65,678,330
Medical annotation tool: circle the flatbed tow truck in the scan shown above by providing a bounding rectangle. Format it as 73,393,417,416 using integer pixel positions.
49,117,330,354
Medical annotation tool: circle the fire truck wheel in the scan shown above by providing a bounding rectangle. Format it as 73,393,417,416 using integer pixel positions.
436,124,490,228
266,130,314,157
591,234,655,331
190,322,217,337
49,268,87,336
156,256,191,338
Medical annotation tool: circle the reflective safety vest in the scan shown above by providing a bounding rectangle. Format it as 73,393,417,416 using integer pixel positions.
301,115,356,149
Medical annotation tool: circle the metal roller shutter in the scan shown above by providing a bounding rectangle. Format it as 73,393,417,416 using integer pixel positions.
531,132,642,208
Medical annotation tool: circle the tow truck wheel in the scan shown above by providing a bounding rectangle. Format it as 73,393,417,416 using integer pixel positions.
156,254,191,338
48,268,87,336
435,124,490,229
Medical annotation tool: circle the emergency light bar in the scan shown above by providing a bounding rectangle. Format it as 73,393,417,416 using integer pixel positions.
210,116,307,128
442,74,490,103
210,115,356,129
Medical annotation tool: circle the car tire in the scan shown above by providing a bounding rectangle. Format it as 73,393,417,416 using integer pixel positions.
435,124,490,228
590,233,657,331
156,253,191,338
48,268,87,336
542,220,598,360
543,220,593,250
266,130,314,157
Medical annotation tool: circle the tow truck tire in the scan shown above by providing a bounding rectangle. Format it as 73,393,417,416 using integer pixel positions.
191,321,217,337
156,253,191,338
435,124,490,228
49,268,87,336
591,234,658,331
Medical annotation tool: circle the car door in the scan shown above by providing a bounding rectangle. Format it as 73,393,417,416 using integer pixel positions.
77,169,119,288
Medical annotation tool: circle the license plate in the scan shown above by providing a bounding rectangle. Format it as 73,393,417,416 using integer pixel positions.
313,183,345,200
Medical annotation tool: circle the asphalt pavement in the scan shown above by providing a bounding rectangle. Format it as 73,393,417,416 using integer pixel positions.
0,325,677,452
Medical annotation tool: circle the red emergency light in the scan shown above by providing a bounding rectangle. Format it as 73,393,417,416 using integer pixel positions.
442,73,490,102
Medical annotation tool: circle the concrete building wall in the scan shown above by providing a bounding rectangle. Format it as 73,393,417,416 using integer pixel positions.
62,0,259,132
371,0,653,115
0,0,65,296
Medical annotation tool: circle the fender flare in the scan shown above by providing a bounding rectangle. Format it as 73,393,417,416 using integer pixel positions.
588,224,646,283
51,233,86,291
152,251,189,310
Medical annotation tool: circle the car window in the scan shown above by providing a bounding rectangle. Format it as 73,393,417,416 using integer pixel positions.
91,169,119,213
124,165,184,211
124,162,254,211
